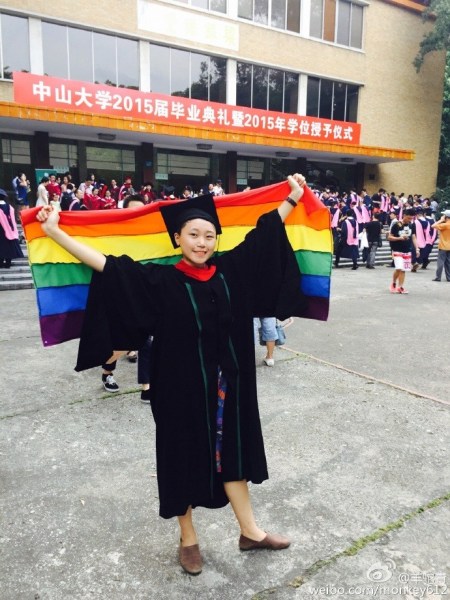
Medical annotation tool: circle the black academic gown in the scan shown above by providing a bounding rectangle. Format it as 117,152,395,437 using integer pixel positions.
75,210,306,519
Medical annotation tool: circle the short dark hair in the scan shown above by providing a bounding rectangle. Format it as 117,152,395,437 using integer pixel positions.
123,194,145,209
404,208,416,216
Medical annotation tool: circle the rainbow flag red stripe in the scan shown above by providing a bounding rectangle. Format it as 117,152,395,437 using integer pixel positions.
21,181,332,346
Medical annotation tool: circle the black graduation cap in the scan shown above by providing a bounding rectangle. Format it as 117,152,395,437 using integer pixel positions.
159,194,222,248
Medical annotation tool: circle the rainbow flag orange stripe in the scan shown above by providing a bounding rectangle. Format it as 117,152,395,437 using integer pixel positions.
21,181,332,346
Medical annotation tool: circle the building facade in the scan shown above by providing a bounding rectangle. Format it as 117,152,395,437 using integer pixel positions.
0,0,446,198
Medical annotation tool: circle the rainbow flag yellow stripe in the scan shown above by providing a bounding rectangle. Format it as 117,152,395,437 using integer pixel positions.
21,181,332,346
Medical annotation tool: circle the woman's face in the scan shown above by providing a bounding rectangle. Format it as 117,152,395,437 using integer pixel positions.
174,218,217,268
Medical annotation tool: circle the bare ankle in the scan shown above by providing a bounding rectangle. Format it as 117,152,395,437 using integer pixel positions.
241,527,265,541
180,533,198,547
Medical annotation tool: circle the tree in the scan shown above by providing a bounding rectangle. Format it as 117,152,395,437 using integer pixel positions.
414,0,450,210
414,0,450,72
433,55,450,211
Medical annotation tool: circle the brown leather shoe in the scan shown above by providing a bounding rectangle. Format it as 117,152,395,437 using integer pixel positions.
239,532,291,551
179,542,203,575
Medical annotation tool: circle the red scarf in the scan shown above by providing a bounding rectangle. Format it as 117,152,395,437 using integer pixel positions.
175,259,217,281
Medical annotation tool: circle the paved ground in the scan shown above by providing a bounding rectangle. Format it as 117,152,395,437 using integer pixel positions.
1,265,449,600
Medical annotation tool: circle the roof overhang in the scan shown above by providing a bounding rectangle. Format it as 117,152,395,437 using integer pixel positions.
0,101,414,166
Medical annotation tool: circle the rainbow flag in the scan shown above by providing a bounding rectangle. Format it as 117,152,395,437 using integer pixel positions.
21,181,332,347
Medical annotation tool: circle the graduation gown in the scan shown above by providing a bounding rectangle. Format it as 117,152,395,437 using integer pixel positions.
0,203,24,260
336,218,359,261
75,210,306,518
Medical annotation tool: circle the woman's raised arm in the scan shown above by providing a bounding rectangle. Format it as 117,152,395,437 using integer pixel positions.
277,174,306,222
36,205,106,272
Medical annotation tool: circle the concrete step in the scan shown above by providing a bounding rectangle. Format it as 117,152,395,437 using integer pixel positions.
0,265,31,274
0,271,34,281
0,279,34,291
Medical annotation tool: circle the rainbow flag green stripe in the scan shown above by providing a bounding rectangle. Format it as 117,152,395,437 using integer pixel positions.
31,248,331,289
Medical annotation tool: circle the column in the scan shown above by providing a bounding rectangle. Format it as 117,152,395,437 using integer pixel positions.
33,132,50,168
140,142,155,184
225,151,237,194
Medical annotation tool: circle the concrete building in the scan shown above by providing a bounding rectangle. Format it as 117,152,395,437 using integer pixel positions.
0,0,446,197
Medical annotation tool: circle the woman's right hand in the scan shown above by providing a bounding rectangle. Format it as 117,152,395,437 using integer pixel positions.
36,204,60,235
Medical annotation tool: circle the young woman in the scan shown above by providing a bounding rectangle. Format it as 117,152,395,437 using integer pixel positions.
36,174,307,575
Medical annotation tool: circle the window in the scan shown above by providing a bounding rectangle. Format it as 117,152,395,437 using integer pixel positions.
346,84,358,122
306,76,359,122
306,76,319,117
0,14,30,79
270,158,296,182
349,4,363,48
190,52,210,101
271,0,286,29
178,0,227,12
238,0,269,25
238,0,300,32
237,158,265,182
117,38,139,89
150,44,226,103
157,152,210,177
171,49,190,97
94,33,116,85
150,45,171,96
86,146,135,173
336,0,351,46
286,0,301,33
237,62,299,114
42,24,139,89
332,81,346,121
69,28,92,82
1,138,31,163
0,136,32,192
49,142,78,171
309,0,364,49
42,22,68,79
252,65,268,110
309,0,323,38
319,78,333,119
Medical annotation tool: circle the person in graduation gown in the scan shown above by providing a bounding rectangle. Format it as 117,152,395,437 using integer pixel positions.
334,209,360,270
35,174,309,575
0,189,24,268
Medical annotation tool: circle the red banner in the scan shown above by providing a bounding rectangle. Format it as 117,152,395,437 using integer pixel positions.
13,72,361,145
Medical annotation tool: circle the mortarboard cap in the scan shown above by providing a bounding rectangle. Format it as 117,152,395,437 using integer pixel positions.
0,188,8,198
160,194,222,248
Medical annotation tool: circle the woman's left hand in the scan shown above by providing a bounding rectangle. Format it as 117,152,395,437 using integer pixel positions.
287,173,306,203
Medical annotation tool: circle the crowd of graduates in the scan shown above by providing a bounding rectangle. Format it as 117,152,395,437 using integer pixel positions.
13,171,226,214
318,187,440,271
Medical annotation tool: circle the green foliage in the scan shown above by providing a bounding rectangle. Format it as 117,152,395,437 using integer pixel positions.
432,53,450,210
438,56,450,181
414,0,450,72
432,177,450,213
414,1,450,203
